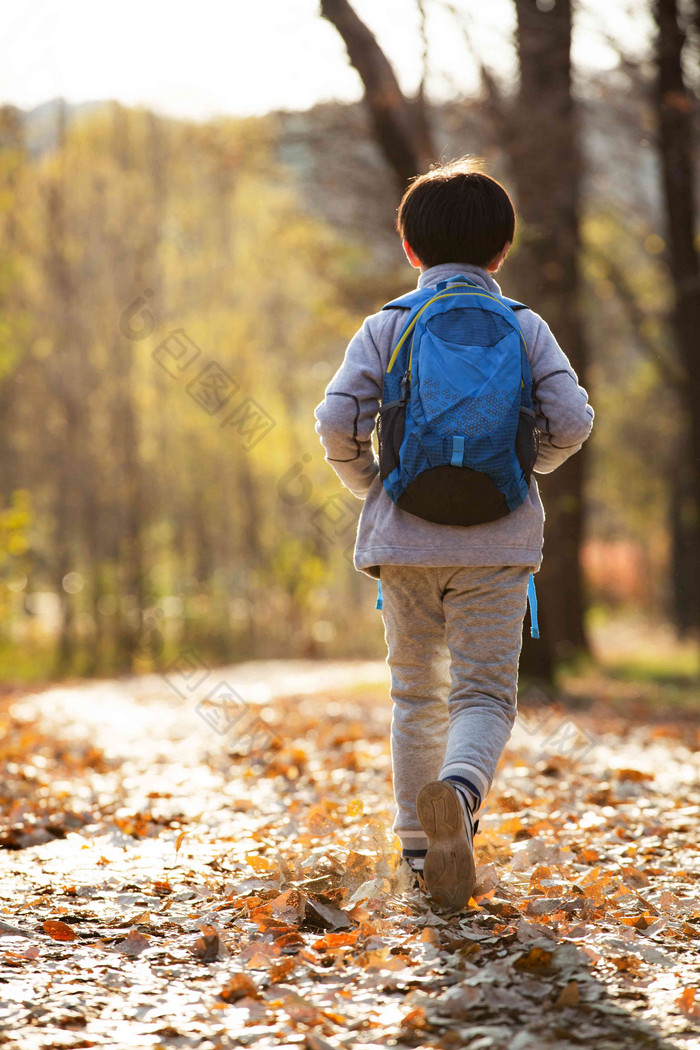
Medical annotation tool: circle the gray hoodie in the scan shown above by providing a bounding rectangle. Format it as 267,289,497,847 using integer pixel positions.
314,262,594,580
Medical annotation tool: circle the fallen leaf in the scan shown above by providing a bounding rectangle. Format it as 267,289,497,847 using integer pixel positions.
312,930,358,950
193,925,221,961
43,920,78,942
611,954,643,974
346,878,389,905
268,957,296,982
246,853,276,873
677,988,700,1020
555,980,580,1007
118,930,151,956
4,944,40,965
219,972,260,1002
401,1006,428,1030
615,768,653,782
302,894,354,931
514,946,554,973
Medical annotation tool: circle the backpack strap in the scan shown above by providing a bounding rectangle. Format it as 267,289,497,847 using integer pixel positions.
383,278,528,313
436,275,479,291
382,288,435,311
434,274,529,313
527,573,539,639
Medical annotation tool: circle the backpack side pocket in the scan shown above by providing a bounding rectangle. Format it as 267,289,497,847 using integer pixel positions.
378,399,406,480
516,406,540,482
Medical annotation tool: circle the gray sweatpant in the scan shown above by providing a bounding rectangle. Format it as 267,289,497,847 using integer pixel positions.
380,564,532,855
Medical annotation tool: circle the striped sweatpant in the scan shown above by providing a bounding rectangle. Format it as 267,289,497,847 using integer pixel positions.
379,563,532,856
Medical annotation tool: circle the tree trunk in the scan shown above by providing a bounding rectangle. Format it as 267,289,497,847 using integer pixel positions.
653,0,700,632
112,103,146,671
670,445,697,633
42,101,83,676
0,107,25,500
510,0,589,676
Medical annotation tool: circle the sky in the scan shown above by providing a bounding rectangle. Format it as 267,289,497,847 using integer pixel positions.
2,0,652,121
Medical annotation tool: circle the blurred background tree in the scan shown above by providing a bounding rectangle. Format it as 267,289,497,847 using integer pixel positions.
0,0,697,683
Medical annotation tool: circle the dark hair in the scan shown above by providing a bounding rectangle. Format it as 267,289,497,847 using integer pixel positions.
396,159,516,268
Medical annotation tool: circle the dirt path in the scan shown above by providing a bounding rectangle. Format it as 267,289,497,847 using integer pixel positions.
0,659,698,1049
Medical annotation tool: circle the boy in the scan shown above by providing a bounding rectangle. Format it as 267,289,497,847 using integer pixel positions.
314,160,593,910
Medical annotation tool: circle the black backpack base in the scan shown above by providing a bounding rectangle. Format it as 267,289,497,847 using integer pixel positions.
396,465,510,527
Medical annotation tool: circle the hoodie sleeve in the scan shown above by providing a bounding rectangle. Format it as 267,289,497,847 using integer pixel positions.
314,312,387,499
526,313,595,474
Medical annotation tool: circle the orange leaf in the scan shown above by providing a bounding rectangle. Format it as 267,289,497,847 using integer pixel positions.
43,920,78,942
347,904,370,923
401,1007,428,1030
312,931,358,950
583,877,612,902
618,915,642,927
246,854,276,873
555,981,580,1007
320,1009,348,1026
268,957,296,983
515,946,553,973
274,931,305,950
220,973,259,1003
677,988,700,1020
612,955,643,974
529,865,552,892
580,866,602,885
246,951,277,969
615,768,653,782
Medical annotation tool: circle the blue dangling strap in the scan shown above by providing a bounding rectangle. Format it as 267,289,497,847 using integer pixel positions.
527,573,539,639
451,435,465,467
376,579,383,611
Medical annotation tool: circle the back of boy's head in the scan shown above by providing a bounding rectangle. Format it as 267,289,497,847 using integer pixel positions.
396,158,515,269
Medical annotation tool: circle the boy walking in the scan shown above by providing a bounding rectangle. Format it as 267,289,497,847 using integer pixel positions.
314,160,593,910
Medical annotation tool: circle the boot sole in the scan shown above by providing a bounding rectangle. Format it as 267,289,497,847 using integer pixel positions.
416,780,475,911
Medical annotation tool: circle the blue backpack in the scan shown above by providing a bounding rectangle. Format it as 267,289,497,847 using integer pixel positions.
377,274,539,527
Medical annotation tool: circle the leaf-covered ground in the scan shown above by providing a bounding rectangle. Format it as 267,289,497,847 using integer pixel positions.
0,659,699,1050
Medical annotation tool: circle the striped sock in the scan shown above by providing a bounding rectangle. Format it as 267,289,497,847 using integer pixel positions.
441,776,478,840
403,850,427,872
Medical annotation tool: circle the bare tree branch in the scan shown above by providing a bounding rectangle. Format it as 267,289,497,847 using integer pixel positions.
587,246,685,389
416,0,429,104
439,0,510,137
320,0,433,190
